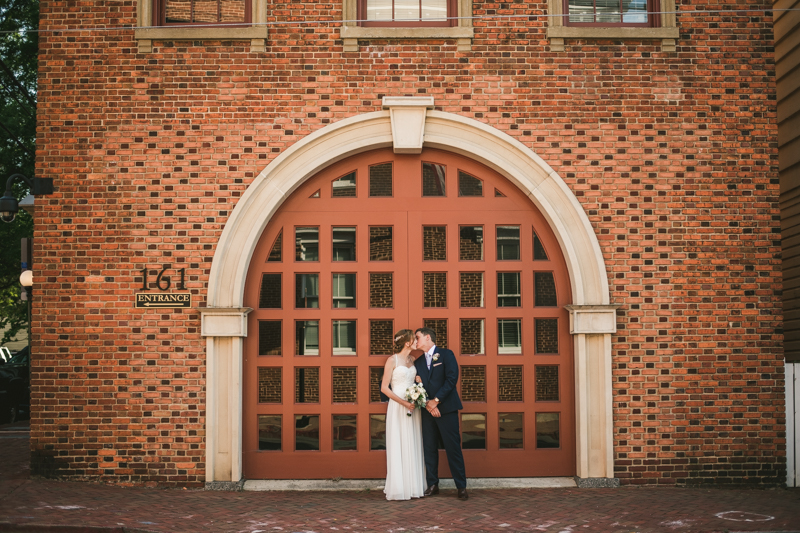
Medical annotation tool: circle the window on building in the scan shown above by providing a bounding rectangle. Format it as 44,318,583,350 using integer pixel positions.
156,0,251,25
565,0,659,27
359,0,457,27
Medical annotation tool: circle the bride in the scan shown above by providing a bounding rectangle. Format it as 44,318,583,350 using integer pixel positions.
380,329,427,500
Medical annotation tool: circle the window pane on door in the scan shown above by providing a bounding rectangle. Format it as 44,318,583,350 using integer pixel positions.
536,413,560,449
370,320,393,355
295,320,319,356
295,367,319,403
498,413,524,449
535,318,558,354
369,163,393,196
370,367,385,402
333,320,357,355
258,320,281,355
459,226,483,260
497,272,521,307
332,227,356,261
258,367,282,403
423,272,447,307
332,367,357,403
423,319,448,349
268,230,282,262
460,272,484,307
460,319,485,355
333,414,358,451
535,365,560,401
332,273,356,308
423,226,447,261
458,171,483,196
462,413,486,449
369,273,393,308
258,415,281,451
498,366,523,402
332,172,356,197
295,227,319,261
295,415,320,451
498,319,522,354
259,273,281,308
461,366,486,402
534,272,557,307
369,226,393,261
370,414,386,450
296,273,319,308
422,162,446,196
533,231,549,260
497,226,520,260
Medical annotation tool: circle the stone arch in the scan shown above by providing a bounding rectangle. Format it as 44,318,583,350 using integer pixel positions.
201,98,618,487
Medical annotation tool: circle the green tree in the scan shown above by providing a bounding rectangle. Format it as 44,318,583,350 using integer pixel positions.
0,0,37,346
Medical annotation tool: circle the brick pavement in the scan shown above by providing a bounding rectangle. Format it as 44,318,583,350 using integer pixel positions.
1,425,798,533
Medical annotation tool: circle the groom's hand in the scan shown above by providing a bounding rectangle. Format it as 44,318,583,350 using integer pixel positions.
426,399,439,411
430,407,441,418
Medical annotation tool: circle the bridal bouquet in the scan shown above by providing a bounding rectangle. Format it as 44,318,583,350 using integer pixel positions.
404,383,428,417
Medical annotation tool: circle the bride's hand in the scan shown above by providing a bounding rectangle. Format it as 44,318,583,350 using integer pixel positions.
415,376,421,383
407,401,416,410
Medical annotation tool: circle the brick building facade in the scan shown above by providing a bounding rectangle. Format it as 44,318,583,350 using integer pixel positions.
31,0,784,487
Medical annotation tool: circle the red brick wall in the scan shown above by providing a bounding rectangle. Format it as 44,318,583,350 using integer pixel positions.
33,0,783,486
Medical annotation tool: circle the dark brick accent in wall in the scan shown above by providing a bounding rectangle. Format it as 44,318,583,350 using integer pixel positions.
258,367,282,403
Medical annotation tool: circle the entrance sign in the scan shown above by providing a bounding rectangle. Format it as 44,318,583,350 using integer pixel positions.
135,292,191,308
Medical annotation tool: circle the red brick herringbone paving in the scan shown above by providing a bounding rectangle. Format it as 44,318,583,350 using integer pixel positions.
1,429,798,533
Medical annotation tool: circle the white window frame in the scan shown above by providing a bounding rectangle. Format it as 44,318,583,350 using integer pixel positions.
333,320,357,355
498,318,522,354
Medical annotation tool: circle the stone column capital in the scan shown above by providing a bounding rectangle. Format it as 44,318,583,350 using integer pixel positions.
564,305,619,335
201,307,253,337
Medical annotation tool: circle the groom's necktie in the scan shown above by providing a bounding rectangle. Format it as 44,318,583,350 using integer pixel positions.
426,352,432,370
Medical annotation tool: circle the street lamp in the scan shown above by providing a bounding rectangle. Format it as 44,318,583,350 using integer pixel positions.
0,173,53,223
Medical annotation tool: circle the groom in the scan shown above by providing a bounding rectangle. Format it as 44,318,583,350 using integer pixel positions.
413,327,468,500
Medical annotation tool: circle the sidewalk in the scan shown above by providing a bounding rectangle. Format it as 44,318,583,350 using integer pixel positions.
1,423,798,533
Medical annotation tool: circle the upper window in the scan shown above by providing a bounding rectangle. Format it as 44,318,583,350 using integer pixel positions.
564,0,659,27
155,0,251,25
358,0,457,27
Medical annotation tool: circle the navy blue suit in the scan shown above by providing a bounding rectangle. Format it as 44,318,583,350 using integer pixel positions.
414,347,467,489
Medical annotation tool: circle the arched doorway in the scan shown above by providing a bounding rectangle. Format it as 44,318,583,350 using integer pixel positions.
202,101,616,486
241,148,574,479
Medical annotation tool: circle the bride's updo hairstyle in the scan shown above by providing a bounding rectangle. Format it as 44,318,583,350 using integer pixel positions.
393,329,414,353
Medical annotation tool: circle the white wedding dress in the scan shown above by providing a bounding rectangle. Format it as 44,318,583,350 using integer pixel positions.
384,355,427,500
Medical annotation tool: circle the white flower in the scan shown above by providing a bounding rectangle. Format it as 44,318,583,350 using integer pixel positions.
432,353,440,361
412,392,420,400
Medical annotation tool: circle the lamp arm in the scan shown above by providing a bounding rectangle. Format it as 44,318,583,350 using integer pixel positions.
4,173,33,196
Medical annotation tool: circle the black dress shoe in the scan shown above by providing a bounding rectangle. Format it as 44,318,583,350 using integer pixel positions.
424,484,439,496
457,487,469,500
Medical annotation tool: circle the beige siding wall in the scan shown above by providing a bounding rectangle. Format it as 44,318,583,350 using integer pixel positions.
777,0,800,362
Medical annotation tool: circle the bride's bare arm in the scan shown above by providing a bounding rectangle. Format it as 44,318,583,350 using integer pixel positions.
381,356,414,409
